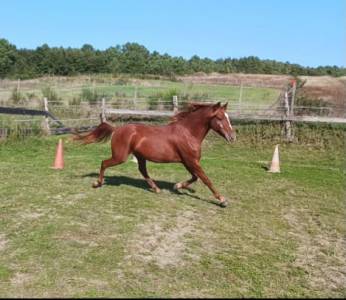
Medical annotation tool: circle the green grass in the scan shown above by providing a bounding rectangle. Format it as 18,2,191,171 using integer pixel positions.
0,133,345,297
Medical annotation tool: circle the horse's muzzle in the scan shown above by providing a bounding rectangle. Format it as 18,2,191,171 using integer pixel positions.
225,131,237,143
225,132,236,143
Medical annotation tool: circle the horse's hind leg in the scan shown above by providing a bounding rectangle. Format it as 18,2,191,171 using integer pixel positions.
93,155,128,188
93,127,133,188
136,156,161,193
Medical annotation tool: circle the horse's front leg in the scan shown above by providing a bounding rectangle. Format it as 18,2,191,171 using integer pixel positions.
173,174,198,190
184,159,228,207
174,163,198,190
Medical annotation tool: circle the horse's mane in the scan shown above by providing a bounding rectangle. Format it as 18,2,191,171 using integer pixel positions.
170,102,213,123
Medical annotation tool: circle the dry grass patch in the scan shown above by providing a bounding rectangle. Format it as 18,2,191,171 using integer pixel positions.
283,208,346,293
0,234,8,251
122,210,200,269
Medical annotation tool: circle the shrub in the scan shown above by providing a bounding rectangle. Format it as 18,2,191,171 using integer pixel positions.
25,92,37,100
41,86,60,102
114,78,129,85
147,88,180,110
295,95,331,116
69,97,82,106
9,87,23,104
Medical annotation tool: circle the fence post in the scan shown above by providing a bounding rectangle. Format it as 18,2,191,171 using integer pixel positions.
173,95,178,113
238,81,243,115
134,85,137,109
100,98,106,123
290,80,296,116
289,80,296,141
42,97,50,135
284,91,293,141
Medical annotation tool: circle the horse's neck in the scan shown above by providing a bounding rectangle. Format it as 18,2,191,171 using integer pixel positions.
179,114,211,143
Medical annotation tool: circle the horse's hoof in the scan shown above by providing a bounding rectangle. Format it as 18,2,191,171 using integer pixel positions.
219,200,228,208
92,181,102,188
218,197,228,207
174,183,182,190
154,188,161,193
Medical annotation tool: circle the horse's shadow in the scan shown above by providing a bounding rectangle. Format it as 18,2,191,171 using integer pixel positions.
82,173,219,206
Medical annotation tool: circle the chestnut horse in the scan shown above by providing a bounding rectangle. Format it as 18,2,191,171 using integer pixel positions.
74,102,236,207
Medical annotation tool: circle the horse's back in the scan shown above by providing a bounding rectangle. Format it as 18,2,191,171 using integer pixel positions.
112,123,181,163
115,123,173,139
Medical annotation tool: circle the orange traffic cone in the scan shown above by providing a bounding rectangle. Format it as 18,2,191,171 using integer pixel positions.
52,138,64,169
268,144,280,173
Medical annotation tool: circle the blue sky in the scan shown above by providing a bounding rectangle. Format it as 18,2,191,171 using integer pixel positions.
1,0,345,67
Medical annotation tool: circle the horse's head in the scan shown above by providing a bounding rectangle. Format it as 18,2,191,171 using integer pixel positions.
210,102,236,143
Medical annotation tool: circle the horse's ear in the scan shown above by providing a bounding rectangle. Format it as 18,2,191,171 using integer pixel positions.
223,102,228,110
211,102,222,116
212,102,221,111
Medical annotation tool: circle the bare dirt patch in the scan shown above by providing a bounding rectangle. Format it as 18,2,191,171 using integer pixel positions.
283,208,346,292
178,72,291,88
0,234,8,251
10,272,34,286
54,229,100,247
20,211,45,220
122,210,199,269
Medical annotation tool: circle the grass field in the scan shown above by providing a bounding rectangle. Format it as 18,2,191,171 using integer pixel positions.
0,130,345,297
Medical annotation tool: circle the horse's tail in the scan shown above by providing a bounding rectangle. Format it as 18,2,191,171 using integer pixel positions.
73,122,115,144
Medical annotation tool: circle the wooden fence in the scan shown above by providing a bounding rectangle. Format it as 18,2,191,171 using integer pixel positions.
0,92,345,139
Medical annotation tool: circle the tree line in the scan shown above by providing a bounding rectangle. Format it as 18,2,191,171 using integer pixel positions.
1,38,345,79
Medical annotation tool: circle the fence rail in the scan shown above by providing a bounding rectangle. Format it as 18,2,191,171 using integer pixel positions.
104,108,346,124
0,106,47,116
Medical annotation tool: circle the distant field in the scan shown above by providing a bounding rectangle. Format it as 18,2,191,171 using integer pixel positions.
0,130,345,297
179,72,346,111
0,75,281,107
